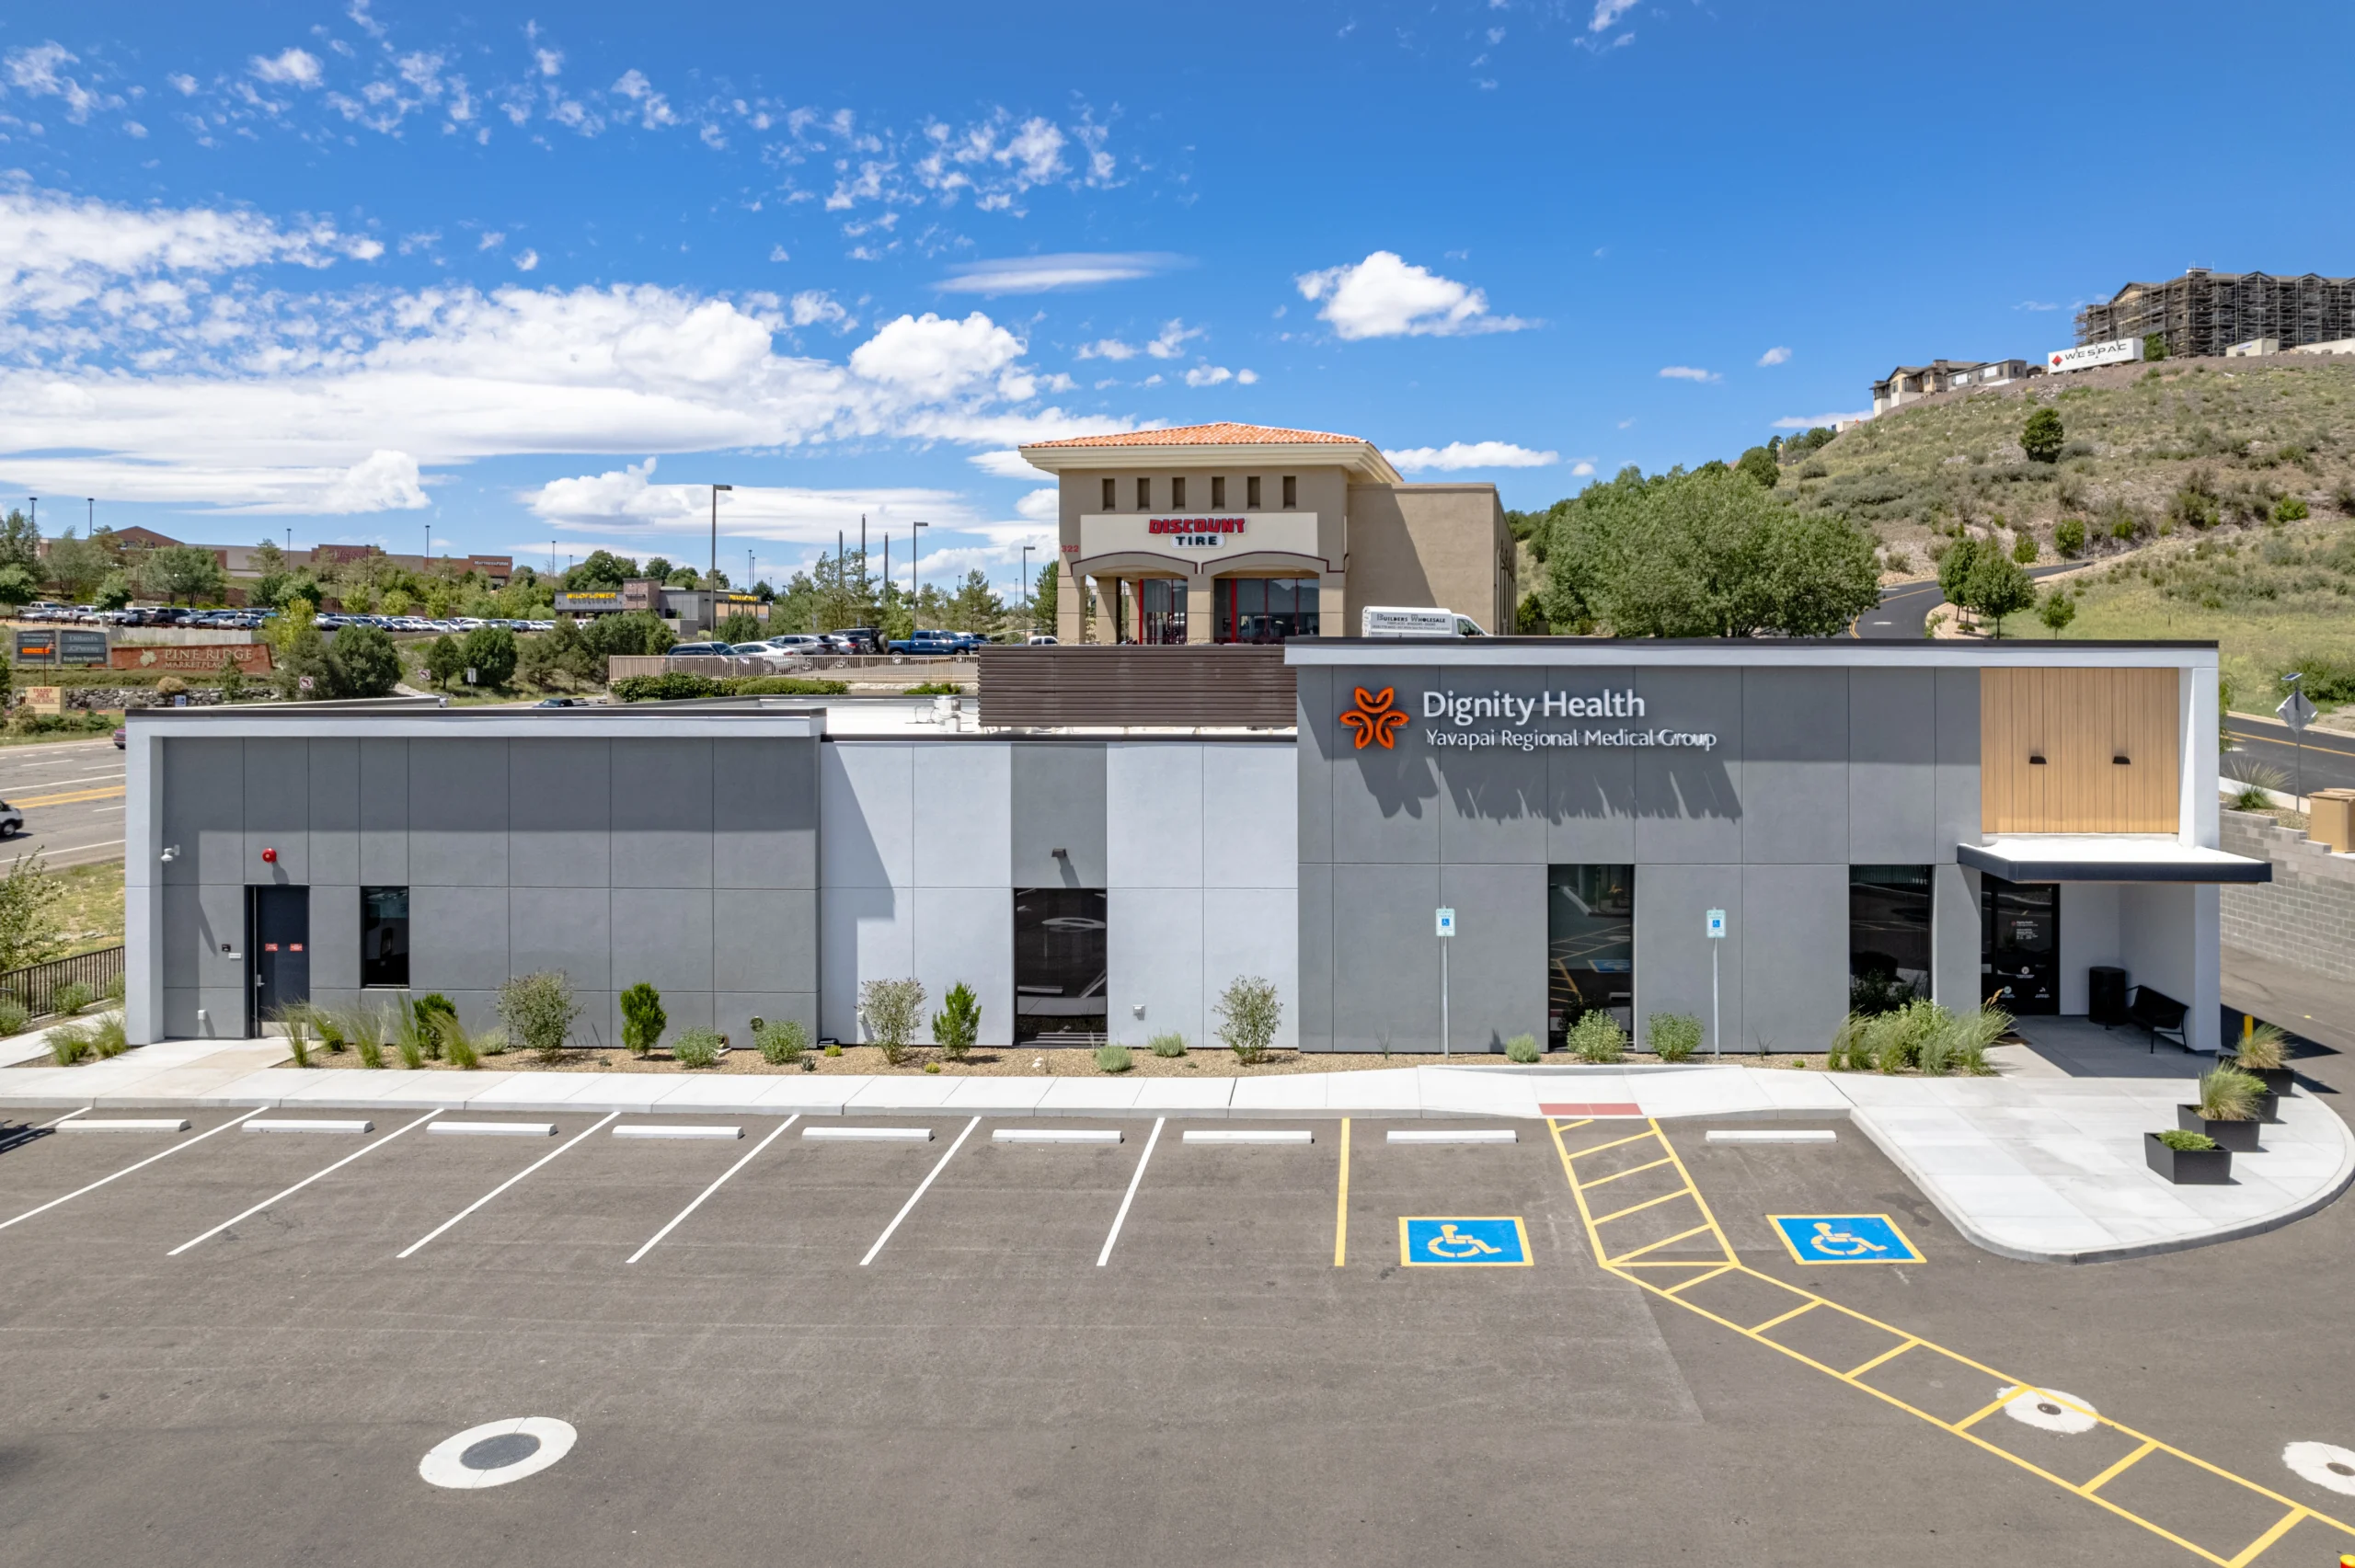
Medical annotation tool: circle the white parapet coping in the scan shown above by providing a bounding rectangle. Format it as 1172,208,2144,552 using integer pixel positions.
1705,1128,1837,1145
62,1117,190,1132
804,1125,933,1142
247,1117,374,1134
1387,1127,1517,1145
993,1127,1121,1144
1181,1128,1314,1145
429,1121,557,1138
613,1124,743,1139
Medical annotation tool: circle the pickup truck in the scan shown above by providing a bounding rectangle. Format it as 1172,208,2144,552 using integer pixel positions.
886,632,964,656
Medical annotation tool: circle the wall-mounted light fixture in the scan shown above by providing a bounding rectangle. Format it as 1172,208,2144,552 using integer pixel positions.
1051,847,1069,859
2028,754,2047,765
159,845,179,863
2112,755,2131,765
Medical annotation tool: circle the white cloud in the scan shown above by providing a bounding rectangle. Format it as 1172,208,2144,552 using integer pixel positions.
167,73,199,97
1773,411,1870,429
1389,441,1559,473
524,457,971,543
969,449,1053,479
934,252,1183,295
611,68,677,130
512,248,540,271
1184,364,1233,387
848,311,1024,401
250,49,324,88
1015,486,1059,521
1757,345,1792,367
1075,337,1136,361
2015,300,2059,312
1293,251,1530,340
1236,368,1259,384
768,245,790,263
787,290,852,330
1658,365,1720,383
1590,0,1638,31
1569,460,1596,476
1146,319,1200,360
4,42,119,123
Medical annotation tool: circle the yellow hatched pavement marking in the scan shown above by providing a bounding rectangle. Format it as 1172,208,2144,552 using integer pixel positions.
1580,1155,1674,1190
1544,1116,2355,1568
1591,1187,1692,1226
14,784,124,808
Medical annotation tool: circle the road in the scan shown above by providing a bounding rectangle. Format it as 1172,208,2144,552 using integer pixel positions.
1853,566,2074,640
0,738,126,869
2228,710,2355,799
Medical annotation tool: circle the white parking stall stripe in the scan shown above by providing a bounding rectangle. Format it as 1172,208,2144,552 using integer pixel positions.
169,1110,442,1255
396,1112,620,1259
1096,1116,1165,1268
0,1109,262,1232
0,1107,89,1155
859,1116,980,1266
626,1115,800,1265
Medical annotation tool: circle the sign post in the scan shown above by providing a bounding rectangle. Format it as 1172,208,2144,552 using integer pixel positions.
1435,907,1455,1059
2280,675,2316,809
1705,909,1727,1059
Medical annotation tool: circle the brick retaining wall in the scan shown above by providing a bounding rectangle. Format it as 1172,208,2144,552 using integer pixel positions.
2221,807,2355,983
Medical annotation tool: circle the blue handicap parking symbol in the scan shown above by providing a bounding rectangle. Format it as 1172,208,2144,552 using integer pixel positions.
1399,1216,1532,1267
1768,1214,1924,1265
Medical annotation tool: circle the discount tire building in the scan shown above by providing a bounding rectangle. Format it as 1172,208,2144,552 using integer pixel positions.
123,638,2261,1057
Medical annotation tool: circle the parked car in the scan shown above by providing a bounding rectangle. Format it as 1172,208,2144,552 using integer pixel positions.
111,727,127,750
764,634,827,657
0,799,21,836
533,696,590,707
667,641,732,657
1027,634,1058,645
887,632,963,656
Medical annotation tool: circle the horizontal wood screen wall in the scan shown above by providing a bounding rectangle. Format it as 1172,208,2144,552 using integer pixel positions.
1981,667,2179,833
979,645,1296,728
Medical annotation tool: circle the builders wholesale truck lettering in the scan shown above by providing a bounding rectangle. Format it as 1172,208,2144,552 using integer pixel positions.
1414,688,1718,751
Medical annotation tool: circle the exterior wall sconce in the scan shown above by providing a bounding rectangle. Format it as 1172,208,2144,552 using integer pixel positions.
2113,755,2131,765
159,845,179,863
2028,754,2047,765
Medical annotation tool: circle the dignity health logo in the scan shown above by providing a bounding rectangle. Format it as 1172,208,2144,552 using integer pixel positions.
1338,686,1408,750
1410,686,1718,752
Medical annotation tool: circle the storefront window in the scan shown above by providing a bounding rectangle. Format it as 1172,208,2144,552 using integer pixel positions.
1013,888,1108,1042
1849,865,1931,1013
1214,577,1320,643
1120,579,1188,644
1548,864,1633,1046
361,886,409,989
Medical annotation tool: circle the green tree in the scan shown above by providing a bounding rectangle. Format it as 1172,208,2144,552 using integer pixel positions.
42,529,112,602
2010,531,2039,564
269,603,336,700
0,563,40,614
2021,406,2065,464
642,557,674,583
1543,466,1878,637
1936,533,1982,606
1030,560,1059,635
717,612,764,645
517,619,603,688
667,564,703,588
92,572,134,611
1964,548,2036,638
1734,445,1780,488
422,634,466,690
619,981,666,1057
0,853,66,972
327,623,403,697
138,544,230,606
943,569,1004,635
2054,517,2086,557
2142,333,2167,362
460,625,518,687
0,509,40,573
2037,587,2077,638
577,610,674,658
561,550,639,591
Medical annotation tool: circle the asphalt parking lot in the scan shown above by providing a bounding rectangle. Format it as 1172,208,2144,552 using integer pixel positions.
3,1106,2354,1566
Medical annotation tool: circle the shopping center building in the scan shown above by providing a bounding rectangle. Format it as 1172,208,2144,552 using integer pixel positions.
123,638,2260,1057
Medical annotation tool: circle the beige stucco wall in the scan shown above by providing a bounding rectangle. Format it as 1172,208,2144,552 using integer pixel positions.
1344,482,1512,634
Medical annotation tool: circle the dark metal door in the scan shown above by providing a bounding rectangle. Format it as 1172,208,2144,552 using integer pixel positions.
1981,877,2059,1015
250,886,311,1031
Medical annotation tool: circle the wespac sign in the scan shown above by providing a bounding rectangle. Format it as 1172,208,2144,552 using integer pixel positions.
1341,682,1718,752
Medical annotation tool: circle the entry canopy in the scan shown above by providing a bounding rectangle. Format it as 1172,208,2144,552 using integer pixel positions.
1959,836,2271,884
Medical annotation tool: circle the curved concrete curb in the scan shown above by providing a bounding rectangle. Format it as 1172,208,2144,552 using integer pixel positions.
1850,1099,2355,1265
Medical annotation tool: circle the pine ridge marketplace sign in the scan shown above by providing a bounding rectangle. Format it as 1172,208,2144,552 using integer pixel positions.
1338,684,1720,753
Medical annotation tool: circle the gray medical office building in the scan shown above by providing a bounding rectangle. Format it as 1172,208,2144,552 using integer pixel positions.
125,639,2260,1058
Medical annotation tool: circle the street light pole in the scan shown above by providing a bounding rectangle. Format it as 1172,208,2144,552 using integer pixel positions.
710,484,731,588
1021,544,1033,610
911,521,929,612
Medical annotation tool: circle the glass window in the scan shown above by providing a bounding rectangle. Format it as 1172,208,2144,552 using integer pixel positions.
1982,875,2059,1015
1246,475,1261,509
1215,577,1319,643
1100,477,1116,509
1849,865,1931,1013
1135,578,1187,644
1211,475,1226,510
1013,888,1107,1043
1549,865,1633,1046
361,886,409,989
1171,476,1187,509
1281,475,1297,509
1134,476,1151,509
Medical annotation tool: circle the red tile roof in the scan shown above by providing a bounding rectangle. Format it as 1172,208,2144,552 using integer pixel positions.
1024,421,1365,450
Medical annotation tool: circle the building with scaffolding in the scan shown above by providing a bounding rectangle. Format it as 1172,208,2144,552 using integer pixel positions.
2076,269,2355,361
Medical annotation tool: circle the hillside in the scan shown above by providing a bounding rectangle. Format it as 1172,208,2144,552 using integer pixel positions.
1783,355,2355,575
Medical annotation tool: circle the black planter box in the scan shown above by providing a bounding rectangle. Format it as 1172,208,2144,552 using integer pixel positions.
2177,1104,2262,1152
2227,1062,2298,1097
2146,1132,2233,1185
2253,1089,2280,1124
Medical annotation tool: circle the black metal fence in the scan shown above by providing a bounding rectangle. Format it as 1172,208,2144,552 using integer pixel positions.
0,944,125,1019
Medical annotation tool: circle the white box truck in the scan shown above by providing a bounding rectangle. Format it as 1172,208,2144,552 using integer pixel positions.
1360,606,1488,638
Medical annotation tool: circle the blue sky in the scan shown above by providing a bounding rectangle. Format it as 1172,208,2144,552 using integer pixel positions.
1,0,2348,596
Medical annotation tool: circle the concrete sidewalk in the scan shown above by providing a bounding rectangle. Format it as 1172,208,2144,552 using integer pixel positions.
3,1036,2347,1266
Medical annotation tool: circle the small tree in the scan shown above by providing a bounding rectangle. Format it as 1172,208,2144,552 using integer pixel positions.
327,622,403,697
270,602,335,701
92,572,134,612
931,981,981,1061
2054,517,2086,557
858,978,925,1066
498,970,580,1064
2010,531,2039,564
1965,549,2037,639
1936,533,1982,608
619,981,666,1058
1215,975,1281,1065
0,853,66,973
2037,587,2077,638
1733,445,1780,489
461,625,518,688
423,634,466,690
2020,406,2064,464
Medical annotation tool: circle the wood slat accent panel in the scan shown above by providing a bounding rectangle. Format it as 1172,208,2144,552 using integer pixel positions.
1981,668,2179,834
978,645,1295,728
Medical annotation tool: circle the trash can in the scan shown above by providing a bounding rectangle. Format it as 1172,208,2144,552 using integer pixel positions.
2309,788,2355,853
2088,966,2128,1025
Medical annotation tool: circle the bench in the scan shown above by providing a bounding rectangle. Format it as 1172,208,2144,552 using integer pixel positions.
2125,985,2188,1053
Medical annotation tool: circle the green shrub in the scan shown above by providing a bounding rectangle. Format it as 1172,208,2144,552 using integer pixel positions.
1504,1033,1542,1063
931,981,981,1060
672,1027,722,1069
1568,1011,1626,1064
2010,532,2039,564
1215,975,1282,1065
47,1022,92,1065
102,971,126,1003
354,1030,385,1070
619,981,666,1058
904,681,963,696
2198,1065,2265,1122
858,978,925,1066
757,1017,809,1065
50,980,93,1017
285,1029,312,1069
1648,1013,1703,1062
2020,406,2064,464
0,995,30,1036
413,993,457,1059
1094,1042,1133,1074
1149,1032,1188,1059
2156,1127,2218,1151
499,970,581,1065
2234,1023,2288,1072
393,1013,426,1070
2276,496,2311,523
2054,516,2085,556
822,1042,843,1058
86,1014,129,1059
442,1023,480,1070
724,676,850,695
925,1061,940,1073
612,672,723,702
